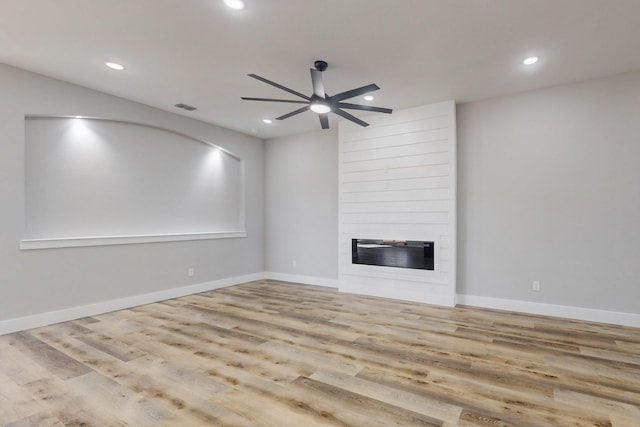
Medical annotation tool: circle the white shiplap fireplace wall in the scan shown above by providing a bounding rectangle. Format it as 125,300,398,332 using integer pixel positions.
338,101,457,306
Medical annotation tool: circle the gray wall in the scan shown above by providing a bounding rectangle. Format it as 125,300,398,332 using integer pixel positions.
0,64,264,321
265,129,338,279
457,71,640,313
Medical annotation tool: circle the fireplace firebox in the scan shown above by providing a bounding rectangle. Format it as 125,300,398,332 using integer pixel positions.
351,239,434,271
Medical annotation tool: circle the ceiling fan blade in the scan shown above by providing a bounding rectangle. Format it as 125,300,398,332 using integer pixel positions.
337,102,393,114
310,69,326,98
247,74,311,101
332,108,370,127
276,106,310,120
330,84,380,102
241,97,309,104
319,114,329,129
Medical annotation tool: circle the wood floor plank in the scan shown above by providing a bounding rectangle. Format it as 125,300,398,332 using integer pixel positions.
310,368,463,423
424,370,612,426
0,371,44,425
609,413,640,427
213,387,328,427
5,332,93,380
553,388,640,422
45,332,245,426
67,371,178,426
2,412,65,427
73,333,147,362
258,340,364,376
1,280,639,426
30,321,94,338
0,344,53,386
292,376,444,426
356,364,555,421
22,377,130,426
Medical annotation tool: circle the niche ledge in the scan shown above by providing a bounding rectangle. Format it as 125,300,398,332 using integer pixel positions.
20,231,247,250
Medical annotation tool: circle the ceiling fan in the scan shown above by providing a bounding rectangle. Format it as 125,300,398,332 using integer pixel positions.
241,60,392,129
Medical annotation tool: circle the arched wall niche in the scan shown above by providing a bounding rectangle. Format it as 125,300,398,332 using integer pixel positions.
22,116,246,249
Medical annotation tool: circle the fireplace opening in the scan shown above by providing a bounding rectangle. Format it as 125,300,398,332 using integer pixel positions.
351,239,434,271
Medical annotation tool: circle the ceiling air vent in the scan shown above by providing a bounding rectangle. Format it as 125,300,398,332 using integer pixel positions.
174,103,197,112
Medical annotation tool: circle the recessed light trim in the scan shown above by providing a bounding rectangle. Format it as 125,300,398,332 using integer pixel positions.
224,0,245,10
105,61,125,71
523,56,539,65
363,95,375,101
262,119,273,124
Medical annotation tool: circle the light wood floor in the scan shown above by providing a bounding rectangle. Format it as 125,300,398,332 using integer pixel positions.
1,280,640,426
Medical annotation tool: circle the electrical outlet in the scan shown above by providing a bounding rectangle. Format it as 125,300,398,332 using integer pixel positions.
292,260,297,268
188,267,195,277
532,281,541,292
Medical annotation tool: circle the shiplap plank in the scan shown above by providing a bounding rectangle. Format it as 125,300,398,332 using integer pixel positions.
341,212,449,225
340,114,450,142
341,152,450,172
341,128,450,152
341,139,450,163
342,200,450,214
343,175,450,193
342,188,451,203
341,164,450,182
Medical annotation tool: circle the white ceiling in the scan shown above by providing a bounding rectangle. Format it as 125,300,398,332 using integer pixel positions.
1,0,639,139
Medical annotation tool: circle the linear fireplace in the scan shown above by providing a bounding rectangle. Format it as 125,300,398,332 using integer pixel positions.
352,239,434,271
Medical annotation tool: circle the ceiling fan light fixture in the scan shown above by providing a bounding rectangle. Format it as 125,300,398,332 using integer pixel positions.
363,95,375,101
310,101,331,114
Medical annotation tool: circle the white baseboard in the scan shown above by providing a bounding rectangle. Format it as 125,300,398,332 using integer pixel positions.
457,294,640,328
263,271,339,288
4,274,638,335
0,272,265,336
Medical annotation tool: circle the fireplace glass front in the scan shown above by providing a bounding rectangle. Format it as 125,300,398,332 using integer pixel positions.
351,239,434,271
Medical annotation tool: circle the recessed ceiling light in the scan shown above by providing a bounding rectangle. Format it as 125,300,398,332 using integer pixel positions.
262,119,273,124
523,56,539,65
105,61,125,71
224,0,245,10
363,95,375,101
